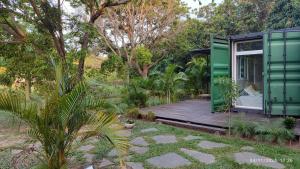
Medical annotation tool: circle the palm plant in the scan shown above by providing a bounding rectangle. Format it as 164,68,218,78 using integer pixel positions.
185,58,208,95
0,64,129,169
154,64,187,104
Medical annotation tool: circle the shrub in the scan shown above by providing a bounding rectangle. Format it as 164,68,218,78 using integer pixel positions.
126,108,140,119
126,79,148,107
283,116,297,129
146,111,156,121
254,120,295,144
232,117,256,138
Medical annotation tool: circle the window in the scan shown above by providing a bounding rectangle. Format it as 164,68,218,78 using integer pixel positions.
239,57,247,79
237,40,263,52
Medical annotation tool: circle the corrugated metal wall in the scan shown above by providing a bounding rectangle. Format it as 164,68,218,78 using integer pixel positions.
263,30,300,116
210,36,230,112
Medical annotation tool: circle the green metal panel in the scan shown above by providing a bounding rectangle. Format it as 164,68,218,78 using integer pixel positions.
264,30,300,116
210,35,230,112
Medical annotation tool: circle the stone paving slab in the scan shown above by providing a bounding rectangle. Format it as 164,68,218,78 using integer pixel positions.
141,128,158,133
146,152,191,168
183,135,203,141
83,153,95,163
98,158,114,168
180,148,215,164
107,148,118,157
197,140,228,149
116,130,132,137
130,137,149,146
152,135,177,144
130,146,149,154
78,145,95,152
241,146,255,151
234,152,284,169
126,162,144,169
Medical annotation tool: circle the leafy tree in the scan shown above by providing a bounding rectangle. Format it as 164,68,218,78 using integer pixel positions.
0,0,130,80
267,0,300,29
0,64,129,169
216,77,239,135
134,45,153,78
97,0,188,78
155,19,209,69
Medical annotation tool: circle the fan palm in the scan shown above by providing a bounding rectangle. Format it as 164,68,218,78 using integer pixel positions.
0,64,129,169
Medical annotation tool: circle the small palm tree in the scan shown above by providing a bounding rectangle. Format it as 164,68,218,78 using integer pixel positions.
0,64,129,169
154,64,187,104
185,58,208,95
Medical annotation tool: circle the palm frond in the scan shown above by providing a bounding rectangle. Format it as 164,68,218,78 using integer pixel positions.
82,112,129,157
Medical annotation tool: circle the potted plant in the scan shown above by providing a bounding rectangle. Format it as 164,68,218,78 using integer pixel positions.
124,119,135,129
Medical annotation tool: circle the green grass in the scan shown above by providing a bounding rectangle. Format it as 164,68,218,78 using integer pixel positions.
121,120,300,169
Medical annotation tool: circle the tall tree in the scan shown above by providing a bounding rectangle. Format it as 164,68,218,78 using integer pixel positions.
267,0,300,29
96,0,187,78
69,0,130,80
0,0,129,80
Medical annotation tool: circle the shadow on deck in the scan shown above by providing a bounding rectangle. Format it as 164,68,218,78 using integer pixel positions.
141,99,300,136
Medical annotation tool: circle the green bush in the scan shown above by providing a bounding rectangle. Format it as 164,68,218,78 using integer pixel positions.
126,108,141,119
145,111,156,121
254,120,295,144
232,117,256,138
283,116,297,129
232,117,295,144
125,79,149,107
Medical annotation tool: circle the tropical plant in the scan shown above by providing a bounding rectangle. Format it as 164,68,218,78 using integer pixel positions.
145,111,156,121
0,64,129,169
232,115,257,138
283,116,297,129
254,120,295,145
125,108,141,119
154,64,188,104
215,77,239,135
185,57,209,95
126,80,148,107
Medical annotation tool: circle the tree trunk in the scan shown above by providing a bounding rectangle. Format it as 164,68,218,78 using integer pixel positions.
141,65,149,79
25,78,31,101
77,32,89,81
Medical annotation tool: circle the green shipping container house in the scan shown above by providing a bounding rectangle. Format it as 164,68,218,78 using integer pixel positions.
210,28,300,116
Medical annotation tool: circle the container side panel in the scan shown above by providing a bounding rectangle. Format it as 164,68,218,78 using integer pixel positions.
210,36,230,112
264,31,300,116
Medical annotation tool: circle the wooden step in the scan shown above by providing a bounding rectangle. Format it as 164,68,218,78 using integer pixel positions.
156,118,227,134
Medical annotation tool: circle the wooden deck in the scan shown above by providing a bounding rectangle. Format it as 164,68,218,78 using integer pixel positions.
141,99,300,136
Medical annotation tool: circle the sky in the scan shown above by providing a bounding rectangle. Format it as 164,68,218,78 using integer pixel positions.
182,0,223,18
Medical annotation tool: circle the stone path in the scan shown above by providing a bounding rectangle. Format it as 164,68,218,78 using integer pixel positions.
197,140,228,149
130,146,149,154
147,152,191,168
130,137,149,146
83,153,95,163
98,158,114,168
78,145,95,152
141,128,158,133
180,148,215,164
234,152,285,169
116,129,132,137
152,135,177,144
241,146,255,151
183,135,203,141
126,162,144,169
107,148,118,157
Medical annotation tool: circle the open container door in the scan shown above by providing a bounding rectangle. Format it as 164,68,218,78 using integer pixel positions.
210,35,230,112
264,29,300,116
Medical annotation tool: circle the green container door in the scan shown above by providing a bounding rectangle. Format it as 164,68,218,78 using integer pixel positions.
210,36,230,112
264,30,300,116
